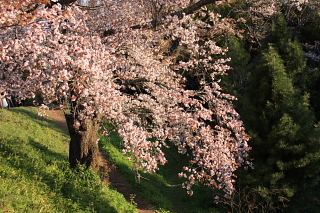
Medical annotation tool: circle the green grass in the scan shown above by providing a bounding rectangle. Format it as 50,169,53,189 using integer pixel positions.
0,107,138,213
100,124,222,213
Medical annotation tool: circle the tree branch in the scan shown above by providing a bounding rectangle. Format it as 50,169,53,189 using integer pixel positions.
171,0,219,18
132,0,221,29
49,0,77,7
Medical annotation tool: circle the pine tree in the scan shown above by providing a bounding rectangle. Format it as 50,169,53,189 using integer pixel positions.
240,35,320,212
267,14,308,89
212,5,320,213
219,35,251,96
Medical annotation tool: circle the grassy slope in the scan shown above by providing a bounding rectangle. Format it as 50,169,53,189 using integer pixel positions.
100,126,222,213
0,107,138,213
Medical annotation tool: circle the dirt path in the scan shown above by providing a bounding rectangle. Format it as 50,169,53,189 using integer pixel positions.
44,109,156,213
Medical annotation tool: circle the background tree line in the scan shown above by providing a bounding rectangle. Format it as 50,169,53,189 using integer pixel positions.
207,0,320,212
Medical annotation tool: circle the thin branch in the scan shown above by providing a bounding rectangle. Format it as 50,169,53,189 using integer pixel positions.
132,0,221,29
171,0,219,18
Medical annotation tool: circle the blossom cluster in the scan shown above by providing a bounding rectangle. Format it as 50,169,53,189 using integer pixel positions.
0,0,251,198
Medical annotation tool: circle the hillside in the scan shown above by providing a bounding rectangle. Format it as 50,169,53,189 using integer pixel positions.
0,107,138,213
0,107,222,213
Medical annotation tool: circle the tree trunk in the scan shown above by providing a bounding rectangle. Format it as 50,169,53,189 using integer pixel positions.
65,113,101,169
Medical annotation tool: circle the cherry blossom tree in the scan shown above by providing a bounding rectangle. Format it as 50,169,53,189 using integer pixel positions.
0,0,251,197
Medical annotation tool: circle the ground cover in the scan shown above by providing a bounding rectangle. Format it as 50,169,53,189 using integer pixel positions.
100,124,222,213
0,107,138,213
0,106,222,213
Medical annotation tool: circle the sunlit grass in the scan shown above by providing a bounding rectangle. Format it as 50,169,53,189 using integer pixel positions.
0,107,138,213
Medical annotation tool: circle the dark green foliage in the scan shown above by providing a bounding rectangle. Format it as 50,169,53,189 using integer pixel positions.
218,35,251,96
265,14,309,89
205,2,320,212
239,27,320,212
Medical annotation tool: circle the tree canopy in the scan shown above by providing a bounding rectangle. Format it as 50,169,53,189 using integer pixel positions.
0,0,251,198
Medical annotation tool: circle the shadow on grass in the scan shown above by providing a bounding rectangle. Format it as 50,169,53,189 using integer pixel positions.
0,137,120,213
28,139,68,162
10,107,68,135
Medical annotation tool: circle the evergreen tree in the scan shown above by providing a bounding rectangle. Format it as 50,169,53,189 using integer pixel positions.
211,4,320,213
267,14,308,89
219,35,251,96
240,41,320,212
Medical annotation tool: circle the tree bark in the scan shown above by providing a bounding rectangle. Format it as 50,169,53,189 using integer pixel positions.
66,113,101,169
